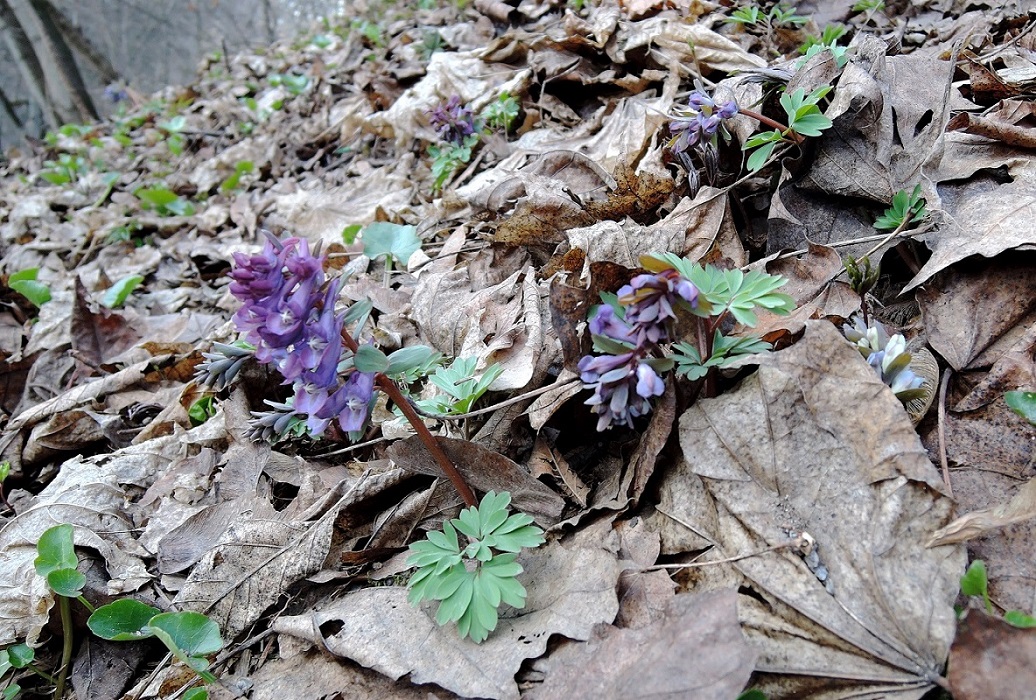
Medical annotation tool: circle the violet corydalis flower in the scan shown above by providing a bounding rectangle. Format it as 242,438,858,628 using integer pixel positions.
228,233,375,439
427,95,479,146
668,90,739,154
578,352,665,431
579,268,699,430
618,269,698,344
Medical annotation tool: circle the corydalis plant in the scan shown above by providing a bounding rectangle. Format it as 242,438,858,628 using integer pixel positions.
667,90,739,156
427,96,481,191
842,316,925,402
407,491,544,643
580,254,795,431
227,234,376,438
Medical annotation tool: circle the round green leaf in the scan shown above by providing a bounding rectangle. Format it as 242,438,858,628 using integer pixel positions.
7,643,33,668
47,568,86,597
148,611,223,657
353,344,389,373
1005,391,1036,426
183,687,209,700
88,599,161,640
35,524,78,576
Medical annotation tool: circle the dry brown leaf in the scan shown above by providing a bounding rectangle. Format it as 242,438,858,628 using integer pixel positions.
661,321,963,698
947,610,1036,700
271,540,621,700
919,253,1036,371
387,436,565,525
531,589,755,700
173,467,410,638
906,158,1036,291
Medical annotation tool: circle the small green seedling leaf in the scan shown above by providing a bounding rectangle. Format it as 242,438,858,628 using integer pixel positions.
148,612,223,658
362,222,421,266
342,224,362,244
34,524,78,577
46,568,86,597
188,396,217,426
219,160,254,193
960,560,992,613
0,460,10,483
183,688,209,700
8,269,51,308
88,599,162,640
353,344,389,373
7,643,33,668
135,187,196,217
385,345,441,377
1005,390,1036,425
101,274,144,308
1004,610,1036,628
736,691,768,700
148,611,223,682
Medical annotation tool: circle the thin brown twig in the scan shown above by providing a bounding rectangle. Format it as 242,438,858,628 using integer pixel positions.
642,536,805,571
937,368,953,497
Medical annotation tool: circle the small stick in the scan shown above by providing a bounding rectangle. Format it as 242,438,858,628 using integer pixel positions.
937,368,953,497
642,536,805,571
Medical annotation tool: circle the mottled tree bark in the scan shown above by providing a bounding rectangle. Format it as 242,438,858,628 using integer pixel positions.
0,0,58,128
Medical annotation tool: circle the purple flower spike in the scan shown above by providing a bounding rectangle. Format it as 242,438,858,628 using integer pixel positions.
428,96,479,146
308,370,376,435
668,90,739,156
582,355,665,431
618,270,698,344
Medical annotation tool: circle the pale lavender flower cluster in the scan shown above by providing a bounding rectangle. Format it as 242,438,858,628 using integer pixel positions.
228,235,375,437
579,270,698,431
427,96,479,146
668,91,739,154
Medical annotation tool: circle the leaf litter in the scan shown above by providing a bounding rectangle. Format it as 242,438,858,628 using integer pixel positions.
0,1,1035,698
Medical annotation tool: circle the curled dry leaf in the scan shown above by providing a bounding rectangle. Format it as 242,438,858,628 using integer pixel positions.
928,475,1036,546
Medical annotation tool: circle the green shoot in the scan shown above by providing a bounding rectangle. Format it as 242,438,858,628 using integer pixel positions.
960,559,1036,627
7,269,51,308
873,184,926,231
744,86,833,171
135,187,196,217
415,357,504,416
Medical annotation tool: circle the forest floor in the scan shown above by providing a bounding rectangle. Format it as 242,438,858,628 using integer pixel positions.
1,1,1035,698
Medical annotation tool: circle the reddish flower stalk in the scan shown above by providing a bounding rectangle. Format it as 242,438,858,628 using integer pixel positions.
338,328,477,507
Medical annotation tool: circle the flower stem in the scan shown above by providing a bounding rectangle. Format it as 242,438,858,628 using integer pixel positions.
338,328,477,507
376,374,477,507
55,596,72,699
738,107,804,144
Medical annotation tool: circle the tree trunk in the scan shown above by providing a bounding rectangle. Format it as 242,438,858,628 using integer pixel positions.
0,0,58,128
40,0,118,85
25,0,97,121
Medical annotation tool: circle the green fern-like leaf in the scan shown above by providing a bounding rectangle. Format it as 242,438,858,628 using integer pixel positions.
406,491,544,642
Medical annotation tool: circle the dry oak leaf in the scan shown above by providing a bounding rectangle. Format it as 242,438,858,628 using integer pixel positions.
658,321,964,699
530,589,755,700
